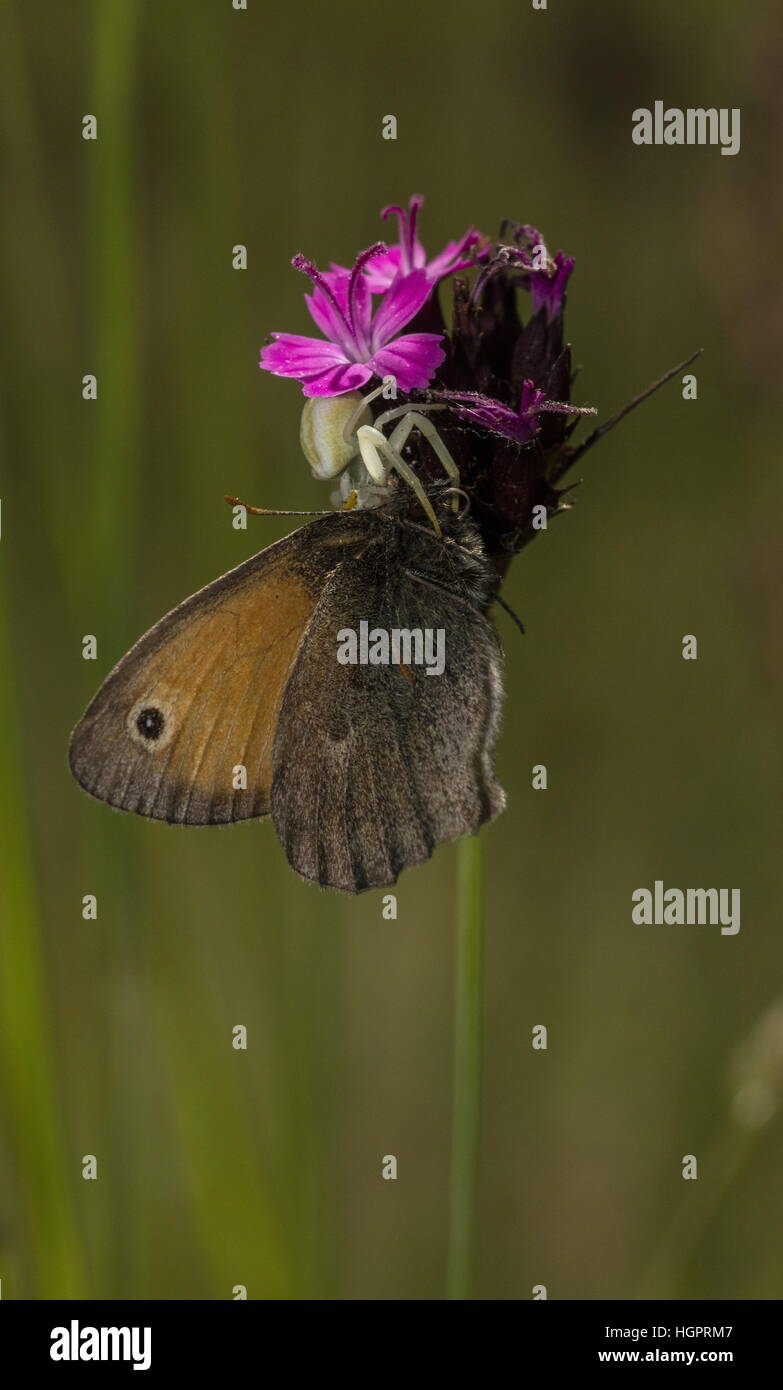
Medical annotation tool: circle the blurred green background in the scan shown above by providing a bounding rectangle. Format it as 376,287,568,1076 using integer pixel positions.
1,0,781,1300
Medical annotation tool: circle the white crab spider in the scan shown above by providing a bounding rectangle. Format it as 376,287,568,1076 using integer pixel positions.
299,382,460,536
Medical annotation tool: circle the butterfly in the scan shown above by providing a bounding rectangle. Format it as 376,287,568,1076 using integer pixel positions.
69,481,506,892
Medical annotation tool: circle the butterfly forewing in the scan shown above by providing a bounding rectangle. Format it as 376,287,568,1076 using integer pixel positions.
68,519,365,824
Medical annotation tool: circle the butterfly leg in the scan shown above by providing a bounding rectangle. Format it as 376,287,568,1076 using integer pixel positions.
356,424,442,536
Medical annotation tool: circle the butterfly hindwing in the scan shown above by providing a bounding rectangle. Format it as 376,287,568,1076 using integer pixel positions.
270,532,506,892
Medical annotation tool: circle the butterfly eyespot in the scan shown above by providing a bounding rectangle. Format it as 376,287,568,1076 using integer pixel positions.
136,706,165,740
126,695,176,752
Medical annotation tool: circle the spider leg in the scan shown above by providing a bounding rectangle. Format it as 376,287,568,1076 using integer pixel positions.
385,411,461,511
373,401,446,430
356,424,442,536
341,384,384,445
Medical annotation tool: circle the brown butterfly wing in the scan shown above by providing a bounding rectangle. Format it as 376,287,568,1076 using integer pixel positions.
69,517,367,824
270,545,506,893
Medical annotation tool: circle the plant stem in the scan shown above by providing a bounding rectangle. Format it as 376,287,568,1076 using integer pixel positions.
447,834,485,1300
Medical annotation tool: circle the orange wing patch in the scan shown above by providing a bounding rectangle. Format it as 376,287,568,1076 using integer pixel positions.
70,561,318,824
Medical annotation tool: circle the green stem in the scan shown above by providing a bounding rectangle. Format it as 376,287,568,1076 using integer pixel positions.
447,834,485,1300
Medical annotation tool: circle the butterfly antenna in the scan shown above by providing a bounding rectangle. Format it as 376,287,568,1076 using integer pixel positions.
493,591,526,636
551,348,703,484
224,495,333,517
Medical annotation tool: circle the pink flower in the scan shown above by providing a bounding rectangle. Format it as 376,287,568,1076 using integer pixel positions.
340,195,486,294
507,224,575,322
435,380,596,445
259,243,446,397
528,248,575,321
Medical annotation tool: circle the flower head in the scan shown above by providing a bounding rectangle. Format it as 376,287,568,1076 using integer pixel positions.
355,195,486,293
259,242,445,397
403,228,590,555
475,223,575,323
255,198,689,568
435,380,596,446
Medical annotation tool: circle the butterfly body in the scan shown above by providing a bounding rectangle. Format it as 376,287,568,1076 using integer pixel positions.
69,483,506,891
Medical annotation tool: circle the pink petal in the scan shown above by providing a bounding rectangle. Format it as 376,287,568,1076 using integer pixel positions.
370,269,433,346
347,264,373,347
305,292,344,344
363,246,403,293
260,334,350,377
300,362,373,397
311,261,373,351
304,270,353,345
426,229,485,281
369,333,445,392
